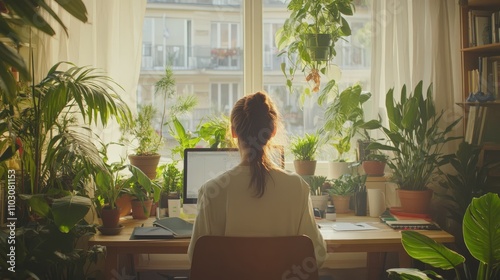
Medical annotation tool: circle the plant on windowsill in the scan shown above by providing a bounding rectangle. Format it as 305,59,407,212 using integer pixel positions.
361,151,387,177
120,104,163,179
320,84,380,178
290,132,321,175
387,193,500,280
367,81,461,214
275,0,354,97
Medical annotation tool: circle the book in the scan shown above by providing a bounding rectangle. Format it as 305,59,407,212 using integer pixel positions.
130,226,174,240
153,217,193,238
465,106,478,144
385,219,441,230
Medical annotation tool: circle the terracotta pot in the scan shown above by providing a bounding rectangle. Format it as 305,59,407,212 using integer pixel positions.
115,193,133,217
131,198,153,219
150,202,158,217
293,160,317,176
362,161,386,177
331,195,352,214
100,207,121,228
128,154,161,179
397,189,433,214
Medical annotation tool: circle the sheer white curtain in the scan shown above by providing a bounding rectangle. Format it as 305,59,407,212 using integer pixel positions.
34,0,146,145
371,0,462,153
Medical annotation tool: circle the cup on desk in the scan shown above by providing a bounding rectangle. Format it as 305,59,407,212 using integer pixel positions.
367,189,386,217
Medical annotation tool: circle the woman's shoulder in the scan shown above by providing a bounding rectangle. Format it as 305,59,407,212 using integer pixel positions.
269,169,308,191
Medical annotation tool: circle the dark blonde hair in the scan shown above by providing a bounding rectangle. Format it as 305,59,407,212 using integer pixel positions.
230,91,279,197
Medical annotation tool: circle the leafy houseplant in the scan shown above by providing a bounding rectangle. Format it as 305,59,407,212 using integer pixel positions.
121,104,163,179
94,143,160,227
0,62,131,279
369,81,461,214
321,84,380,178
198,114,236,149
276,0,354,96
290,132,320,175
157,161,183,215
327,173,362,213
387,193,500,280
362,151,387,177
303,175,329,214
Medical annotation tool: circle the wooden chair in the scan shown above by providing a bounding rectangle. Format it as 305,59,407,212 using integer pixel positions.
189,235,319,280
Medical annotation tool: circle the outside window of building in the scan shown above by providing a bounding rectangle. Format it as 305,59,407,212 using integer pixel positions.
139,0,372,160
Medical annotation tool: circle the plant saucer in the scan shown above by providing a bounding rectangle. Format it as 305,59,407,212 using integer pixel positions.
97,224,124,235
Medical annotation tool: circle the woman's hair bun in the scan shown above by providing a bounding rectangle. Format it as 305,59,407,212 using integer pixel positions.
244,91,269,116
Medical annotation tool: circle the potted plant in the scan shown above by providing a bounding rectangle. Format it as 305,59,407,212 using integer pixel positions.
303,175,329,215
368,81,461,214
321,84,381,178
121,104,163,179
0,62,131,278
157,161,183,217
94,143,160,228
276,0,354,95
387,193,500,280
362,151,387,177
327,173,359,213
290,132,320,175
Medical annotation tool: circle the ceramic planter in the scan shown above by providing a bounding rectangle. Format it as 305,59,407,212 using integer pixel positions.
131,198,153,219
294,160,317,176
328,161,352,179
362,161,386,177
115,193,133,217
128,154,161,179
100,207,121,228
331,195,351,214
397,189,433,214
311,194,329,213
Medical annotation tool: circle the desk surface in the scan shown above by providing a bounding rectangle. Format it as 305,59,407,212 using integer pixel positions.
89,214,454,253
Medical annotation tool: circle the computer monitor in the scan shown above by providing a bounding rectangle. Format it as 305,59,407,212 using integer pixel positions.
182,147,285,213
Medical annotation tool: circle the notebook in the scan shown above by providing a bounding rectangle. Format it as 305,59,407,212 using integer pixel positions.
153,217,193,238
130,226,174,240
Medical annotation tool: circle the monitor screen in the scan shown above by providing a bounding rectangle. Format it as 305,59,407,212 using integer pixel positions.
182,147,285,206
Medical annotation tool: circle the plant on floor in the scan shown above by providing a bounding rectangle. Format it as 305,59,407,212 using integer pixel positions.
387,192,500,280
0,62,130,279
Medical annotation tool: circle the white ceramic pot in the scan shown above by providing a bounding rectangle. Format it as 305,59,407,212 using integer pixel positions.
311,194,329,212
328,161,352,179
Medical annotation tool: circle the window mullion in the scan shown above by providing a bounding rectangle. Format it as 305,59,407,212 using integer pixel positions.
243,0,263,95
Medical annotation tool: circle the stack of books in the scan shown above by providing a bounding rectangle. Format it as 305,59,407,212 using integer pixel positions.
379,209,440,230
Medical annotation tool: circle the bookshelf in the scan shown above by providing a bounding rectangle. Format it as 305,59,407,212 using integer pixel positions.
460,0,500,176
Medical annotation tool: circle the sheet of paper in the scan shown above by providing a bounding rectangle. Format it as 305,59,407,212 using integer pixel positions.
331,222,378,231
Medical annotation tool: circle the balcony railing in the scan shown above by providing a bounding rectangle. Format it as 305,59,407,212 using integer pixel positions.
142,45,243,71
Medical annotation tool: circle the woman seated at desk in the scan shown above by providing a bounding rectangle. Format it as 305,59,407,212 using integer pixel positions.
188,91,327,268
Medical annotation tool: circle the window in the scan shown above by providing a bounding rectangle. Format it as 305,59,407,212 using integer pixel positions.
139,0,372,160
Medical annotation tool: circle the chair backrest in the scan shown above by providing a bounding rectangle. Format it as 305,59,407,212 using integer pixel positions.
189,235,319,280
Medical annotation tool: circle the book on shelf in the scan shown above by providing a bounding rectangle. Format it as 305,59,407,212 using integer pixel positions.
468,9,498,47
465,105,478,144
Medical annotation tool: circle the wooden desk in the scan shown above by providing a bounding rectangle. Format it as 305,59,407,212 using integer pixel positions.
89,214,454,280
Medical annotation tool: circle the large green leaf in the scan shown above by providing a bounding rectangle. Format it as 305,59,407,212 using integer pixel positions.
463,193,500,271
51,195,91,233
401,231,465,270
